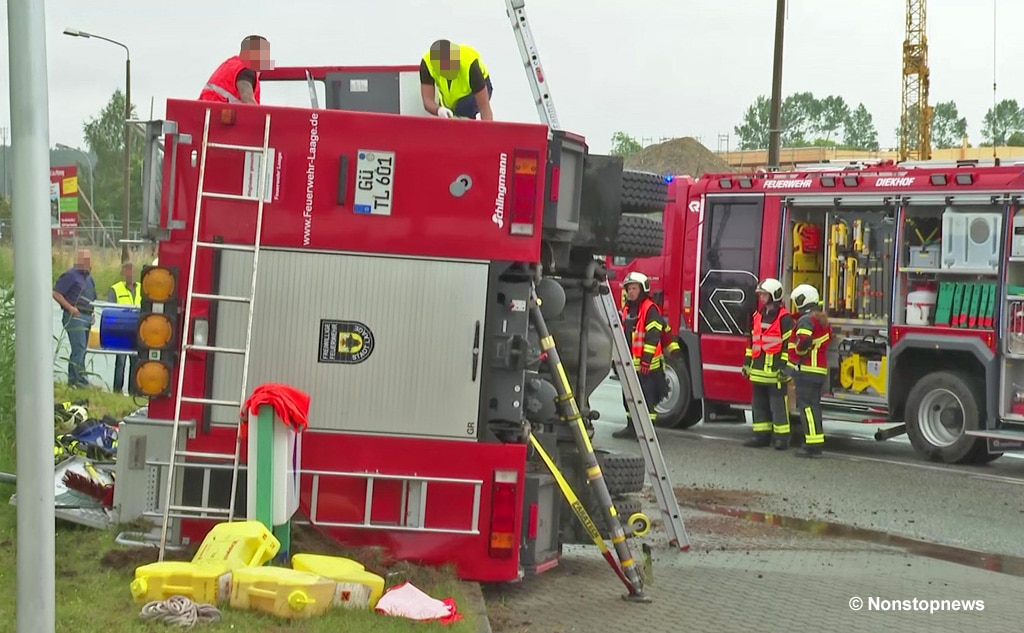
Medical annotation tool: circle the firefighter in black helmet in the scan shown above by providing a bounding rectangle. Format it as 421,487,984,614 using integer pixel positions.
612,271,668,440
742,277,794,450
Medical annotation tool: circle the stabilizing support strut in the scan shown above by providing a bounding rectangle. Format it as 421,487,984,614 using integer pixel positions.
527,283,649,602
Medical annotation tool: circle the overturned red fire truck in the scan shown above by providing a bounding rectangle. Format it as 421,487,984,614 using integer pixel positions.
110,64,669,583
609,160,1024,465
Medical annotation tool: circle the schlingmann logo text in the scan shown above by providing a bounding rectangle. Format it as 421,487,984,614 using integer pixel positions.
849,596,984,613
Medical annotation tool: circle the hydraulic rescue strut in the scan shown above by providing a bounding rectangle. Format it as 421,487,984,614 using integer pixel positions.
527,283,650,601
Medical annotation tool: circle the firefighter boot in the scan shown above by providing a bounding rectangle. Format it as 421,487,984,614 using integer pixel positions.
743,432,771,448
794,445,823,458
612,415,637,439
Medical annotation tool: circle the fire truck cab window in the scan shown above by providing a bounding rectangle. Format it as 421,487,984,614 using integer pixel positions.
698,198,765,335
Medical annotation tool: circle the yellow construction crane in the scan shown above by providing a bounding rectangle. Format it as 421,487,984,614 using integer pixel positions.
899,0,932,161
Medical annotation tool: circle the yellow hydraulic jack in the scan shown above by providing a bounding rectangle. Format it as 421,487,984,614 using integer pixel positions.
527,283,651,602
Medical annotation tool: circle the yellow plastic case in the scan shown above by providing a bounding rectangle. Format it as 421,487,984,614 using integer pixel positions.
130,561,232,605
191,520,280,570
291,553,386,609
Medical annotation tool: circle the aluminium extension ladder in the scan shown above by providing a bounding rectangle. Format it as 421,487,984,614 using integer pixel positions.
156,109,274,561
505,0,689,551
595,282,690,550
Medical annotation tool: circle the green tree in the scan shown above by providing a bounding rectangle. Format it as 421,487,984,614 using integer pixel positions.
981,99,1024,146
734,92,860,149
82,90,144,224
609,132,643,159
930,100,968,149
734,96,771,150
843,103,879,151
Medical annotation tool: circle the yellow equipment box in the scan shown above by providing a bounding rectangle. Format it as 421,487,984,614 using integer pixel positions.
291,553,386,610
192,521,280,570
130,560,232,605
230,566,336,619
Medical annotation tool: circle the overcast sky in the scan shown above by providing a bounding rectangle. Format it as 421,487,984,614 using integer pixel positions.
0,0,1017,155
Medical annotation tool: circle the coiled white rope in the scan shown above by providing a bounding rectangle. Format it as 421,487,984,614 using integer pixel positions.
139,595,221,628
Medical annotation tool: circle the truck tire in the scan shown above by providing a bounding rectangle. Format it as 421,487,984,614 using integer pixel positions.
654,353,702,429
904,370,998,465
621,170,668,215
613,215,663,260
595,448,646,496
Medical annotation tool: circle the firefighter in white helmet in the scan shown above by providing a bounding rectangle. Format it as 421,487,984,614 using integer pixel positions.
612,271,668,439
742,277,794,449
785,283,831,458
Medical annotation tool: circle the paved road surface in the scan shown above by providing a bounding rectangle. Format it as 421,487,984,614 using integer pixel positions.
587,378,1024,558
486,378,1024,631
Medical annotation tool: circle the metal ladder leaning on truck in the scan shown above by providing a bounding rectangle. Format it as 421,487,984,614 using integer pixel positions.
607,158,1024,465
108,0,686,597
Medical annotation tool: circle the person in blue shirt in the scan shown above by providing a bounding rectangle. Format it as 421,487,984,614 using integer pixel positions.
52,249,97,387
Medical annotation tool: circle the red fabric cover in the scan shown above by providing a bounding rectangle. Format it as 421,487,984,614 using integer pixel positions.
239,383,310,438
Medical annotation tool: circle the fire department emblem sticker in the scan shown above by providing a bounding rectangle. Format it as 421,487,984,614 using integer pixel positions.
318,319,375,364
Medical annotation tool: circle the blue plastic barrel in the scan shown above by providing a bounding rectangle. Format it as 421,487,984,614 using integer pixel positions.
99,306,140,351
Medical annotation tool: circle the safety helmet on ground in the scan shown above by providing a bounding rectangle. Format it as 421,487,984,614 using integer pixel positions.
623,271,651,293
791,284,821,311
756,277,784,303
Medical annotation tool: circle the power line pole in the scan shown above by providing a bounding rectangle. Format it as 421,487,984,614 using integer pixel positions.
767,0,787,170
7,0,57,631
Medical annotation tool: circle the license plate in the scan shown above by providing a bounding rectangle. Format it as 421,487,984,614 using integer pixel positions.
354,150,395,215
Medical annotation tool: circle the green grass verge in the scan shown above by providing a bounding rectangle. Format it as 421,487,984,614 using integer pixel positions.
0,244,157,296
0,358,477,631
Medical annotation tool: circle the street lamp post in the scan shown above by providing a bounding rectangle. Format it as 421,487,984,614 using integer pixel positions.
62,28,131,263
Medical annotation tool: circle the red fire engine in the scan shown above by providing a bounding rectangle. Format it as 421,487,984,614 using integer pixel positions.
109,56,671,587
608,160,1024,465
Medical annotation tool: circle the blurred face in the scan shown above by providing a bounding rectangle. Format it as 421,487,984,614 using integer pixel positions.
75,249,91,271
756,290,770,307
430,42,460,80
123,263,134,284
625,283,642,301
241,38,273,71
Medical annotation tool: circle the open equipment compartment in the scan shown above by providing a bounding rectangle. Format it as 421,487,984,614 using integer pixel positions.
895,201,1001,330
1000,203,1024,423
824,204,894,405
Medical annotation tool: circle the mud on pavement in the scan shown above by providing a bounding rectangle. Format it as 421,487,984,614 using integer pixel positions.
483,489,1024,633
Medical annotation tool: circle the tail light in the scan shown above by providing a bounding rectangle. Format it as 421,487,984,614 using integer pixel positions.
510,150,539,237
488,469,519,558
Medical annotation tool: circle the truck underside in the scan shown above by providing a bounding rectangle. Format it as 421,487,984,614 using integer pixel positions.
110,67,671,583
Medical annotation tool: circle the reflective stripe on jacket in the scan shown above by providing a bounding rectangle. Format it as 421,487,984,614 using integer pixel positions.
621,297,664,370
787,311,830,375
745,304,793,384
199,56,261,104
111,280,141,307
422,44,488,109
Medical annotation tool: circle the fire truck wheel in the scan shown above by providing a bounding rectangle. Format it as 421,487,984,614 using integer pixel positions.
654,353,701,429
613,215,664,259
620,170,669,215
904,370,995,465
595,448,646,496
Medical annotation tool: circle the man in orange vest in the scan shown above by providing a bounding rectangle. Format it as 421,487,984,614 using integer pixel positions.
742,277,794,450
612,271,668,440
199,35,272,105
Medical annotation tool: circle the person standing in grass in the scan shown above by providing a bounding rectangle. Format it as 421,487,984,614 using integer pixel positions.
52,248,96,387
107,261,141,393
